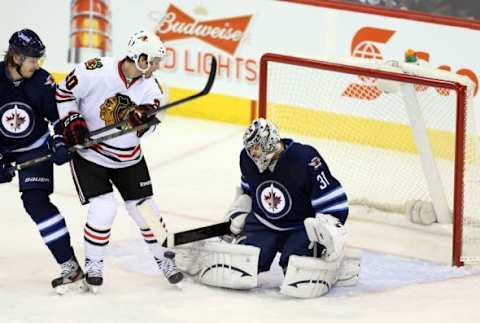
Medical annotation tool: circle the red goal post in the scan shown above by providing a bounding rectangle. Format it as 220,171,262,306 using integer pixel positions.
258,53,478,266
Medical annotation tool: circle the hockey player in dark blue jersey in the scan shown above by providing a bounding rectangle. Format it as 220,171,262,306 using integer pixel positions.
178,118,360,298
0,29,83,294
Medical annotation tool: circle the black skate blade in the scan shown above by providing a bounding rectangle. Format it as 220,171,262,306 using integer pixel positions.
168,271,184,284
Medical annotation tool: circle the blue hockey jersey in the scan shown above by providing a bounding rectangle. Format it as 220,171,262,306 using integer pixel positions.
240,139,348,231
0,61,58,153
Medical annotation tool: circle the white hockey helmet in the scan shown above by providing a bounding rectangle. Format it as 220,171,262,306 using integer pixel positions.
243,118,282,173
126,30,166,73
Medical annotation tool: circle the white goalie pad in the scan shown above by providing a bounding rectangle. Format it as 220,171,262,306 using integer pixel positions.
280,255,341,298
304,214,346,262
175,241,260,290
336,249,362,287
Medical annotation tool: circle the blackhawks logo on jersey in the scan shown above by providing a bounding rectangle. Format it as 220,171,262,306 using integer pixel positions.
84,58,103,70
100,93,136,126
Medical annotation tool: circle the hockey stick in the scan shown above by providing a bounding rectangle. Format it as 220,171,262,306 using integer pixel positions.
10,56,218,174
89,56,217,137
10,118,161,175
136,198,231,248
162,221,231,248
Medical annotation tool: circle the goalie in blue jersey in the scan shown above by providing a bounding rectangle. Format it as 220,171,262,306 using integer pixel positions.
177,118,360,298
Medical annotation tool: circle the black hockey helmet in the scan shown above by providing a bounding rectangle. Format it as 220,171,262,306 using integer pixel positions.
8,29,45,58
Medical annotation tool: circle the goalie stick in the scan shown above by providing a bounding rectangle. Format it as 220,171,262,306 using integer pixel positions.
136,198,231,248
162,221,231,248
10,56,218,175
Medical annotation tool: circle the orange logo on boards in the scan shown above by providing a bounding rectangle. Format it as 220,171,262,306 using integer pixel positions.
155,4,252,55
343,27,478,99
350,27,396,59
343,27,395,100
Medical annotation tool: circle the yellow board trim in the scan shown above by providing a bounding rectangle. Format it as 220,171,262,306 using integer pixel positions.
268,104,455,161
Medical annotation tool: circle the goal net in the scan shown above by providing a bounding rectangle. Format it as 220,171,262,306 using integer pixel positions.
258,53,479,266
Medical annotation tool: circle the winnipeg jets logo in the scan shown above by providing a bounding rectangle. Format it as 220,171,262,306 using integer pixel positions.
0,102,34,138
256,181,292,220
5,111,27,130
264,189,283,212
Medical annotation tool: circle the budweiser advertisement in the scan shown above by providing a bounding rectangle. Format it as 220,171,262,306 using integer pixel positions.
0,0,478,113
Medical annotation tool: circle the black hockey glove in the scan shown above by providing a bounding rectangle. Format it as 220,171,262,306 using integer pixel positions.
127,104,156,128
47,134,72,165
59,112,90,146
0,157,14,183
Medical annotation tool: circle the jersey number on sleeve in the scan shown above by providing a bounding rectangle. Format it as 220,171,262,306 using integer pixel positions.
65,71,79,91
317,171,330,190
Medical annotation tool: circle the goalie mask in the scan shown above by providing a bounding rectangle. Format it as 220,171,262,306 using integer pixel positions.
243,118,282,173
126,30,166,74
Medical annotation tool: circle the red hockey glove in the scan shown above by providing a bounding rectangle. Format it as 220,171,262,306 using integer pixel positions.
127,104,156,128
59,112,90,146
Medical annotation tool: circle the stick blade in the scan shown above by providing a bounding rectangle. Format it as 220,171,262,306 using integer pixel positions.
163,221,231,247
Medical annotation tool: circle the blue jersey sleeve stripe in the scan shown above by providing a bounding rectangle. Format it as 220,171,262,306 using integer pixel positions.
311,187,346,207
313,194,348,213
318,201,349,214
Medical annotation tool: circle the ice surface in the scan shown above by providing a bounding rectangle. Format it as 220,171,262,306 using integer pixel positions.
1,117,479,323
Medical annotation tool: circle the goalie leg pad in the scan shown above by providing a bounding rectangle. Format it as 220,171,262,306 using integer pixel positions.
336,249,361,287
192,241,260,290
280,255,341,298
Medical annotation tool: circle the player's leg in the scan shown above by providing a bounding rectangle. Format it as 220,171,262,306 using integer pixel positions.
70,154,116,292
241,218,280,273
112,158,183,284
17,147,83,293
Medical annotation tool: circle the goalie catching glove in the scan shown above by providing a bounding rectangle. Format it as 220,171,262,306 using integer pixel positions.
304,214,346,262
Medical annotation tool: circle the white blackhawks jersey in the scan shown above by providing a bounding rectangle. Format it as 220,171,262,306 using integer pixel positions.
56,57,166,168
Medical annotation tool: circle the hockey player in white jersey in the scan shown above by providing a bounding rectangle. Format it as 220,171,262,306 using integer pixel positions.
55,30,183,292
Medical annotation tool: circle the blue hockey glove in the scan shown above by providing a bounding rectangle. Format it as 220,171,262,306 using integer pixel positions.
0,159,14,183
47,134,72,165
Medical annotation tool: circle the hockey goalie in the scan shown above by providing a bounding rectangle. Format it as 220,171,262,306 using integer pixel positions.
175,118,361,298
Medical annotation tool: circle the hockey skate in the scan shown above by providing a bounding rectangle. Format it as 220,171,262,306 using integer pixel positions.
155,251,184,284
51,256,85,295
85,258,104,294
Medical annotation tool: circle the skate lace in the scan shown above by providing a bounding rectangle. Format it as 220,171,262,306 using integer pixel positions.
60,259,79,278
156,257,178,278
85,258,104,278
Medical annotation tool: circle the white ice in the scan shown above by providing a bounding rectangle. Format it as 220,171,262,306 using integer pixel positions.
1,116,479,323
